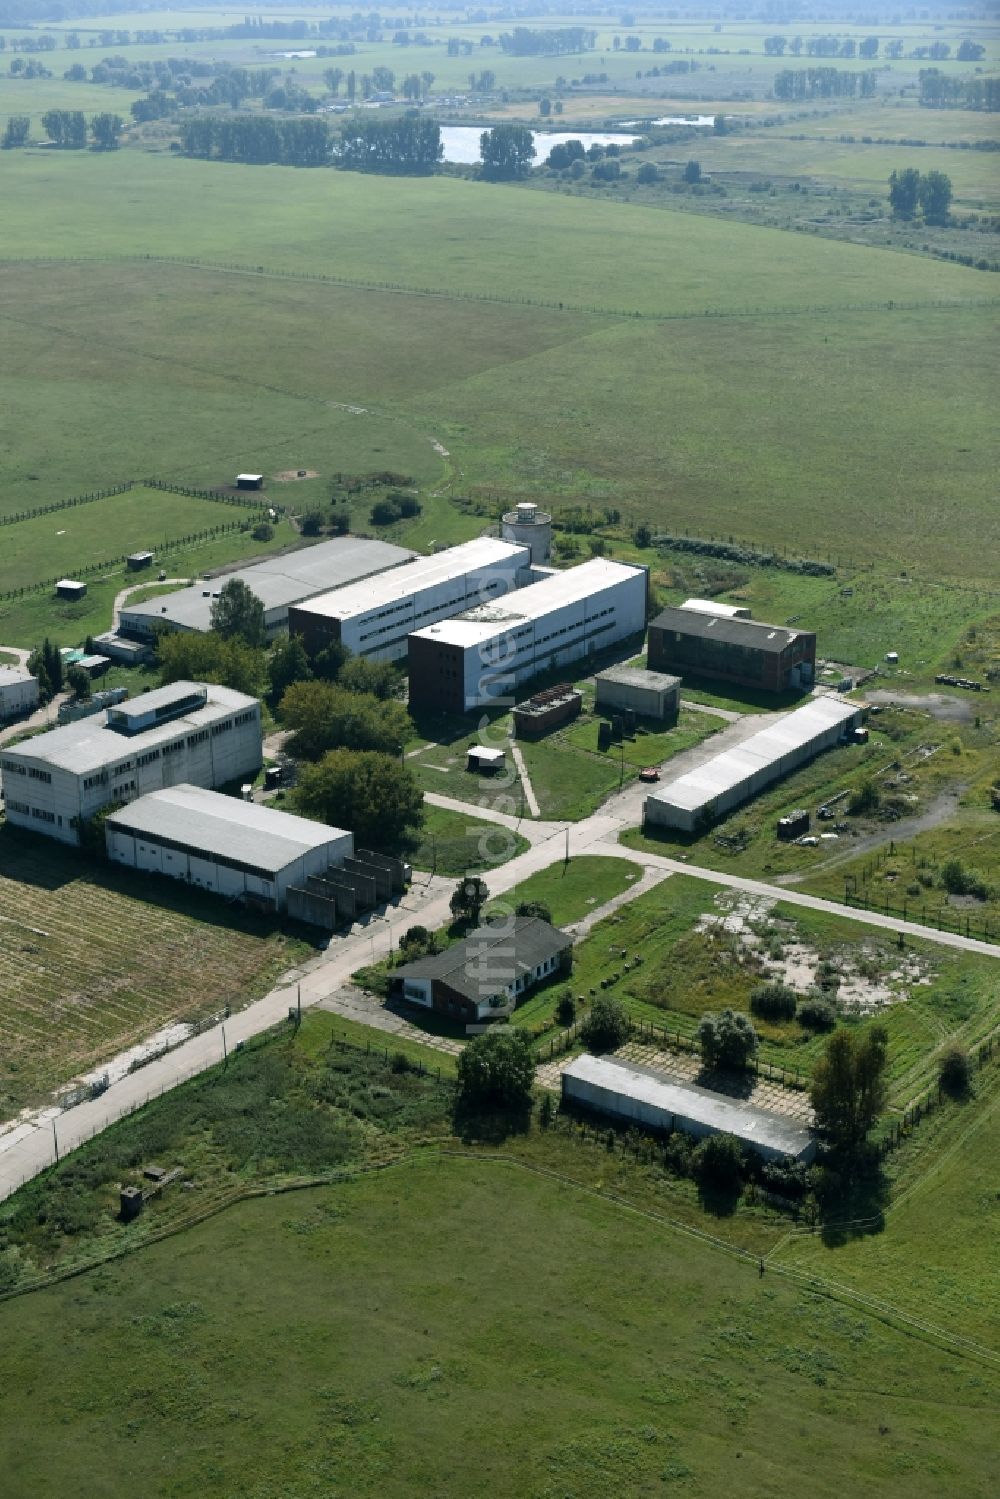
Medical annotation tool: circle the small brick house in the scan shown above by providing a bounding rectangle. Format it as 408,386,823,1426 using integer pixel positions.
391,916,572,1025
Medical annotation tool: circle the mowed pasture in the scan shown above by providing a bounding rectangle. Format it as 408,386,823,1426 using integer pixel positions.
0,150,988,313
0,485,263,592
1,1156,995,1499
0,829,310,1116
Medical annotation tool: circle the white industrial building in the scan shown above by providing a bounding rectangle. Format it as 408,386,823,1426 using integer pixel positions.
594,665,681,723
0,681,261,845
0,666,39,722
287,538,531,663
117,536,416,641
680,598,751,619
561,1054,816,1163
643,694,862,832
408,558,648,713
105,785,352,910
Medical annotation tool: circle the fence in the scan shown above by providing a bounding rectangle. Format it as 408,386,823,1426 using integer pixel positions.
875,1029,999,1159
843,888,995,944
540,1014,809,1090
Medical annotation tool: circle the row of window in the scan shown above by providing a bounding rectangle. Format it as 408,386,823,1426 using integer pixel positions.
233,710,256,727
28,766,52,783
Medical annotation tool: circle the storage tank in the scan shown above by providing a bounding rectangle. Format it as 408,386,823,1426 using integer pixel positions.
501,502,552,565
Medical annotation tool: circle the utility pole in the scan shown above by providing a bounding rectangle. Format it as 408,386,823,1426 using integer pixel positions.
565,826,570,864
52,1117,59,1164
222,1021,228,1067
297,982,302,1026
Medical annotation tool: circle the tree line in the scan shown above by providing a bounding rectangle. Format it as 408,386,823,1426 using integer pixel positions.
773,68,877,101
4,111,126,150
889,167,953,225
498,27,596,56
919,69,1000,112
179,115,330,167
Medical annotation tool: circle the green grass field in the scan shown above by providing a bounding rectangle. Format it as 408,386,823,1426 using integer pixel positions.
0,826,311,1115
0,1152,995,1498
485,854,641,927
410,804,530,877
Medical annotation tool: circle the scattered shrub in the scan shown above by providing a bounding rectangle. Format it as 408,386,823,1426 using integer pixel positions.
556,992,577,1027
938,1046,971,1096
697,1009,758,1070
693,1132,743,1187
580,994,630,1053
797,992,837,1031
749,981,797,1021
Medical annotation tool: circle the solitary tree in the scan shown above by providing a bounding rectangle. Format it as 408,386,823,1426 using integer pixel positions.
210,578,267,648
479,123,535,180
888,167,920,219
456,1027,534,1113
296,749,423,848
810,1025,888,1156
580,994,630,1053
697,1009,758,1070
1,116,30,149
66,664,91,701
450,875,490,926
683,159,701,183
918,169,952,225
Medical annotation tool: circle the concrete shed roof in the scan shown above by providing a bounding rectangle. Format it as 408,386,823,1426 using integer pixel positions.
105,785,349,874
0,667,36,688
596,666,681,692
646,695,860,815
562,1054,814,1160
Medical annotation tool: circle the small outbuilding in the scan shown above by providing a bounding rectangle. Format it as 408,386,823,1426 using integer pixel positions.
235,473,264,490
127,551,155,571
595,666,681,725
55,579,87,601
561,1054,816,1163
467,745,505,774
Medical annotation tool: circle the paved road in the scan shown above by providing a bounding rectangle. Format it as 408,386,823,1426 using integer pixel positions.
111,577,189,629
0,689,70,747
3,699,998,1201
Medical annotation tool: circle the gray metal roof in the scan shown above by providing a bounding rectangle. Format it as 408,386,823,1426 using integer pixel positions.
1,681,256,776
563,1054,814,1159
596,666,681,692
121,537,416,631
395,917,571,1003
650,606,811,654
0,667,35,688
106,785,349,873
646,695,861,815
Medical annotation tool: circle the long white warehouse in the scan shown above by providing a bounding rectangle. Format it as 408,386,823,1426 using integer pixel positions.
118,536,415,641
408,558,648,713
644,694,862,833
287,538,531,663
106,785,352,910
562,1054,816,1163
0,681,261,845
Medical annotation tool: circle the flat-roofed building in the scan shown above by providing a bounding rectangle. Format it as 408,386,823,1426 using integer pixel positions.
0,681,261,844
595,666,681,724
562,1054,815,1163
288,538,530,663
408,558,648,714
118,537,416,642
648,606,816,694
105,785,352,910
0,666,39,723
643,694,861,832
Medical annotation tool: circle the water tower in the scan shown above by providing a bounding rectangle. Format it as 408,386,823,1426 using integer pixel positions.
501,502,552,566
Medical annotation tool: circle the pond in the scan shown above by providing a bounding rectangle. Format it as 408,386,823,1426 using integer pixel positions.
439,126,640,166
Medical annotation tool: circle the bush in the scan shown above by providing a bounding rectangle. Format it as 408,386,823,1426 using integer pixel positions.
252,521,274,542
848,780,881,816
538,1091,555,1129
456,1028,535,1113
693,1132,742,1187
515,899,552,924
797,992,837,1031
938,1046,971,1096
939,859,990,899
555,992,576,1027
580,994,630,1053
749,981,797,1021
697,1009,758,1070
300,510,324,536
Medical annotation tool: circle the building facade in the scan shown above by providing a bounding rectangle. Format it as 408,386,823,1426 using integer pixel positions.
105,785,352,911
391,916,572,1025
0,667,39,723
288,538,530,663
408,559,648,714
594,666,681,724
647,606,816,694
0,681,261,845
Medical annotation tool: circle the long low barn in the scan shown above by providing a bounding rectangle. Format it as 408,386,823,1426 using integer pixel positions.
644,694,862,832
105,784,353,910
561,1054,816,1163
118,537,416,641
